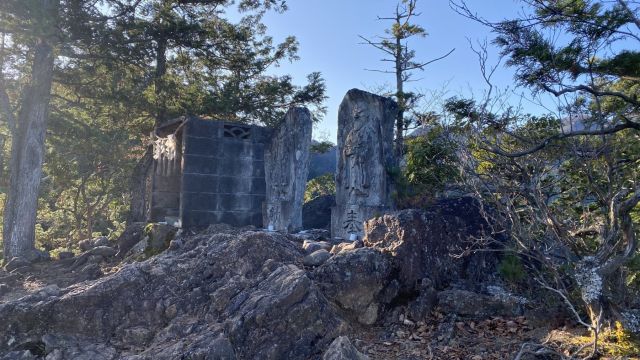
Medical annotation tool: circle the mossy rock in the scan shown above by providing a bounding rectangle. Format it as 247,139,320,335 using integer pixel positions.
143,223,178,256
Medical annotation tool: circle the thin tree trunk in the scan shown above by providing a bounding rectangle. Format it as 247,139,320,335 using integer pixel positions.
154,36,167,126
2,13,57,261
395,35,405,160
0,135,5,186
127,145,153,223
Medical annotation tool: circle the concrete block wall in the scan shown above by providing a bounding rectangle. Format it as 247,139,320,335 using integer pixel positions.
179,118,268,228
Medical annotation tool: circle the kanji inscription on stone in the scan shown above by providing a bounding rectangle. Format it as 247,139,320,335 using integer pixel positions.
342,209,361,233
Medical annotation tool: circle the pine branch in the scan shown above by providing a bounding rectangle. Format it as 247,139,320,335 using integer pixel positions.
485,120,640,158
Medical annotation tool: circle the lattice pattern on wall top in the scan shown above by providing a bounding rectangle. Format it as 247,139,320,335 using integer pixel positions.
223,124,251,140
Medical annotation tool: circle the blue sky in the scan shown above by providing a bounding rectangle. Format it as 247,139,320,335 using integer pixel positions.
258,0,538,141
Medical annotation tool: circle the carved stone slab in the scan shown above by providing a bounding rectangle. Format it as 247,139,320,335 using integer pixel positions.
332,89,397,240
264,107,313,232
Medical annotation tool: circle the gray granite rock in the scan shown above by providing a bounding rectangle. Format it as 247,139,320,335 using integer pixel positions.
313,248,394,325
88,246,117,258
78,238,94,252
0,230,347,359
323,336,369,360
364,197,500,291
303,240,332,254
92,236,110,248
330,240,363,255
303,249,332,267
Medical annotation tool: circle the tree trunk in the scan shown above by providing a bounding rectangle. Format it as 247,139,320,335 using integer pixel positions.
127,34,168,225
2,9,57,261
0,135,5,186
127,145,153,224
154,36,168,126
394,35,405,160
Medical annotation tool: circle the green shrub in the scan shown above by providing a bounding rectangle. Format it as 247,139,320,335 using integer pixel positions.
310,141,334,154
404,126,460,191
498,253,526,283
392,125,461,208
304,173,336,203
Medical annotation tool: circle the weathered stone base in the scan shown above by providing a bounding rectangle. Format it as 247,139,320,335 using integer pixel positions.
263,200,297,233
331,204,390,240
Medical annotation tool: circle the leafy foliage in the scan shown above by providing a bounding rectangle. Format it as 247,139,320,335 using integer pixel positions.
497,254,527,284
404,126,460,191
390,125,461,209
304,173,336,203
449,0,640,347
0,0,327,254
310,140,335,154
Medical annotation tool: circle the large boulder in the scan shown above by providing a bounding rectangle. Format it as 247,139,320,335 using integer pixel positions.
144,223,177,254
313,248,395,325
363,197,499,291
303,249,332,267
0,229,347,359
116,222,146,258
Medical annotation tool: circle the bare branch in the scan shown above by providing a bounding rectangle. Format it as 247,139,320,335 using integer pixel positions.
358,36,395,57
404,48,455,70
364,68,396,74
535,278,593,329
485,120,640,158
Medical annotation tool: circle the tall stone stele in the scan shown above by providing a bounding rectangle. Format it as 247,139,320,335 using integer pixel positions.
332,89,397,240
264,107,313,233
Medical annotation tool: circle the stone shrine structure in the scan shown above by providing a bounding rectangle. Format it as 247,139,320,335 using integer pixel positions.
331,89,397,240
264,107,313,232
150,117,269,228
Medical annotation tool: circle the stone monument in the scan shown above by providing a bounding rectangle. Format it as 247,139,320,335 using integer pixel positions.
264,107,313,232
331,89,397,240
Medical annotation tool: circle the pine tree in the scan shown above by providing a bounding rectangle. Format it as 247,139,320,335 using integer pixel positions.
360,0,453,157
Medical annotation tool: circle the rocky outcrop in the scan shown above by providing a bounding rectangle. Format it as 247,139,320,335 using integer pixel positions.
0,229,347,359
313,248,395,325
364,197,499,292
0,198,520,359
